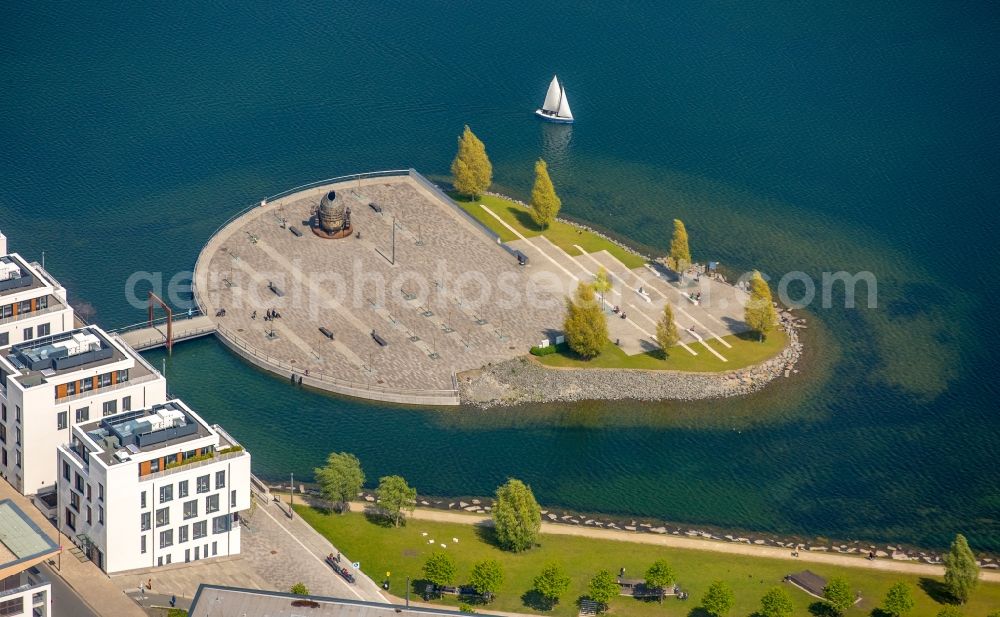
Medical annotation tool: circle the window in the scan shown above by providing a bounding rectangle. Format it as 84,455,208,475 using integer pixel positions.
86,484,92,501
140,491,146,508
65,508,76,531
14,449,21,468
1,404,5,421
14,427,20,446
70,491,80,511
140,535,147,554
212,515,230,534
0,425,4,444
140,512,151,531
160,484,173,504
19,301,31,314
38,323,50,337
0,333,7,347
65,381,76,396
212,541,217,556
0,596,24,616
155,507,170,527
196,475,210,494
98,373,112,388
215,470,226,489
22,326,33,341
98,505,104,524
75,406,89,423
178,525,189,543
99,482,104,501
74,472,84,492
122,396,131,411
193,521,207,539
116,369,129,383
80,378,93,393
178,480,189,498
183,499,198,520
159,529,173,548
206,494,219,514
1,449,6,466
102,400,117,416
86,506,92,525
38,296,48,309
14,406,20,422
57,411,68,430
231,490,237,508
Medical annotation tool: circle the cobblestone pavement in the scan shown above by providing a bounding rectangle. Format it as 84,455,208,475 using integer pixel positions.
197,175,564,393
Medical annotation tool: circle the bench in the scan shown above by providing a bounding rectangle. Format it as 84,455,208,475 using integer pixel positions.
268,282,284,297
369,202,382,213
289,226,303,237
515,250,529,266
319,327,334,340
371,331,388,347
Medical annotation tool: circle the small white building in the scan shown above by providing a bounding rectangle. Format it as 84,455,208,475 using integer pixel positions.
0,498,57,617
56,399,251,573
0,253,74,350
0,326,167,497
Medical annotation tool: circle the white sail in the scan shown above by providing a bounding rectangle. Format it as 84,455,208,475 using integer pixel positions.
556,86,573,119
542,75,562,112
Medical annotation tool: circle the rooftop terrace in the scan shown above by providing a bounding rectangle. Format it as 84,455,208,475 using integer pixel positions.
80,400,214,467
0,254,44,297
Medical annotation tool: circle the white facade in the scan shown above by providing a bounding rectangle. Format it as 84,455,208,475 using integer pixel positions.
56,400,251,574
0,326,167,495
0,253,74,350
0,498,57,617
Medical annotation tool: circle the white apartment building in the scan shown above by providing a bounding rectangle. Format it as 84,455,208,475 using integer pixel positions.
0,498,58,617
0,252,74,350
0,326,167,496
56,399,251,573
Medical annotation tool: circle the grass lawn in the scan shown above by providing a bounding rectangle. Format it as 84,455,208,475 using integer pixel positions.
536,330,787,373
450,192,648,270
294,505,1000,617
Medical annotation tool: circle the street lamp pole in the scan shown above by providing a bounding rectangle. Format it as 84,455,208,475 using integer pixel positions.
289,472,294,519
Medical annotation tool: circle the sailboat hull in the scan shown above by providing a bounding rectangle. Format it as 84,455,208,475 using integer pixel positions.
534,108,574,124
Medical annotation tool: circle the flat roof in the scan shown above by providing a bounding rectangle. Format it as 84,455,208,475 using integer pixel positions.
0,499,59,571
189,586,497,617
4,325,151,387
80,400,214,466
0,254,47,298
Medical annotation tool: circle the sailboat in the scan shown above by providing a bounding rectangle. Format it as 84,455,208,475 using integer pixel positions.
535,75,574,124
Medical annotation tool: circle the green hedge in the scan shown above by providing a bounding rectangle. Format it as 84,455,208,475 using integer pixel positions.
530,345,557,356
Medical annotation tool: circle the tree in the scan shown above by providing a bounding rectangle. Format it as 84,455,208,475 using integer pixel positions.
655,303,679,353
593,267,612,308
314,452,365,513
644,559,676,592
668,219,691,271
944,533,979,603
588,569,620,611
701,580,735,617
451,125,492,198
758,586,793,617
530,158,561,228
822,577,854,615
492,478,541,552
422,551,456,588
563,282,608,359
532,562,571,608
936,607,964,617
744,270,778,341
882,582,915,617
469,559,504,601
290,582,309,595
376,475,416,527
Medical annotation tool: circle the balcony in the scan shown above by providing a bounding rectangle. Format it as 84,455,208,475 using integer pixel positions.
0,300,67,328
57,371,160,403
143,447,247,481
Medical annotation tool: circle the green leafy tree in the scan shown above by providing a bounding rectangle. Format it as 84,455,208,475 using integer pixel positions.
314,452,365,513
936,607,964,617
644,559,676,592
668,219,691,271
375,475,416,527
655,303,679,353
944,533,979,603
588,569,620,612
593,267,612,308
822,577,854,615
744,270,778,341
451,125,492,198
469,559,504,601
758,586,793,617
530,158,561,228
882,581,915,617
422,551,457,588
532,561,571,609
290,582,309,595
701,580,735,617
564,282,608,358
492,478,542,552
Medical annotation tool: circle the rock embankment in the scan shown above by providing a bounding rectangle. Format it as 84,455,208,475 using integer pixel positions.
460,314,803,407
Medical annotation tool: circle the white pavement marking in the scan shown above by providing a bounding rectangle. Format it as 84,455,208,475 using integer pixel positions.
479,206,580,283
256,502,374,602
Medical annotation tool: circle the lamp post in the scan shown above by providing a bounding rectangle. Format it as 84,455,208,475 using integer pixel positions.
289,473,294,520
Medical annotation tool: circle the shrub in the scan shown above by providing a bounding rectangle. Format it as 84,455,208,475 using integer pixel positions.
530,344,557,356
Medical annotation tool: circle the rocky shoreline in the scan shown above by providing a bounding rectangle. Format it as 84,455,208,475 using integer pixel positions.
459,311,804,407
353,490,999,568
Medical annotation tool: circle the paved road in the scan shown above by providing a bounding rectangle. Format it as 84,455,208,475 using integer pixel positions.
38,563,101,617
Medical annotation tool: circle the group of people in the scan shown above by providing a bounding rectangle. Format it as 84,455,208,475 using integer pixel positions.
689,290,703,302
250,308,282,320
611,305,628,319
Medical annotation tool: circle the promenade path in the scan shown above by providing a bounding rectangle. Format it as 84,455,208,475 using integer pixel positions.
333,500,1000,584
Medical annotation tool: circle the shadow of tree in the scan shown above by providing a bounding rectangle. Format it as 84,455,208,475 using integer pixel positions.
472,521,503,549
917,577,955,605
362,507,393,528
521,589,555,612
686,607,712,617
506,206,544,233
869,608,892,617
808,601,838,617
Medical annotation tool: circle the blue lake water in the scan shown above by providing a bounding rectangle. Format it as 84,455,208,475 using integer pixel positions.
2,1,998,550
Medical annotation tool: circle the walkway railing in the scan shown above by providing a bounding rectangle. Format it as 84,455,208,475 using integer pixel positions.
108,308,205,335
